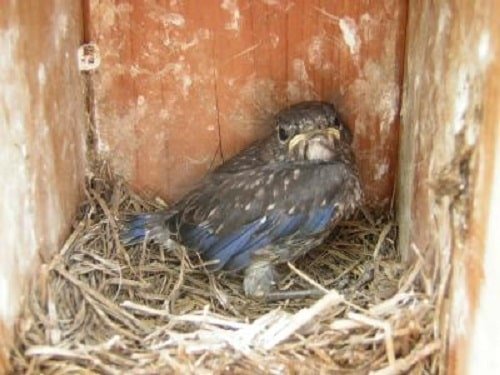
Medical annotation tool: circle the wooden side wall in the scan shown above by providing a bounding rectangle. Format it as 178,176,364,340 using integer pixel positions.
0,1,87,370
87,0,408,206
398,1,500,373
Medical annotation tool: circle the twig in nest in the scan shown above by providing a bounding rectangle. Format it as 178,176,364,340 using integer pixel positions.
10,173,443,374
373,223,392,260
166,245,188,311
287,262,329,294
370,341,441,375
258,291,345,350
347,312,396,365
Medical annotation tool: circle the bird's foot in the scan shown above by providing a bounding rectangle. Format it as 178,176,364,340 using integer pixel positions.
243,261,276,298
243,261,326,301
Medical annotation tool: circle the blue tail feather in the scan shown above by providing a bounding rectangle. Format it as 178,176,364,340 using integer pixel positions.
120,212,172,246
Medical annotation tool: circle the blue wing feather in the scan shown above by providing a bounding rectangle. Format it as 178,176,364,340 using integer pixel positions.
202,219,263,269
302,206,336,234
168,204,338,272
180,223,218,250
274,214,306,237
203,212,306,270
122,205,337,271
235,213,306,257
181,207,336,271
223,250,252,271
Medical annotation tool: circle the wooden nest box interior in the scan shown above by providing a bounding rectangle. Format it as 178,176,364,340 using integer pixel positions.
1,1,499,373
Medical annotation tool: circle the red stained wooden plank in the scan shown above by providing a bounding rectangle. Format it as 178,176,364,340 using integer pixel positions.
89,0,407,206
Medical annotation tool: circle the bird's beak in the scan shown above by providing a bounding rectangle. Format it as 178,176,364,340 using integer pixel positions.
288,127,340,152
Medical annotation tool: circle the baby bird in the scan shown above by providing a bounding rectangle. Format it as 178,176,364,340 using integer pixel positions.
121,101,362,298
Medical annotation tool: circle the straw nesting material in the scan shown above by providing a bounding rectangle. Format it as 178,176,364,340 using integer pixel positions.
10,169,445,374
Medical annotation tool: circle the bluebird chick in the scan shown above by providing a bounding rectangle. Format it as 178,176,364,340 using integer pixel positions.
121,101,362,299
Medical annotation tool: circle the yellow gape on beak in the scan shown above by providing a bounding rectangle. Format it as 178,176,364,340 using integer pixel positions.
324,127,341,140
288,127,341,152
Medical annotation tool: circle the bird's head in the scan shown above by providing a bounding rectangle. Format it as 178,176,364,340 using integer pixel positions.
275,101,353,147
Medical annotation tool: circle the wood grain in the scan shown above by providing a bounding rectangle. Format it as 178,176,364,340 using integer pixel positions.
88,0,407,206
398,1,500,373
0,1,86,370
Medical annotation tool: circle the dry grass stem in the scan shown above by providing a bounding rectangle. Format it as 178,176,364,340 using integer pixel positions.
10,168,445,374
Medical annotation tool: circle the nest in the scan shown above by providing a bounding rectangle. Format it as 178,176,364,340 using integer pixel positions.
10,167,445,374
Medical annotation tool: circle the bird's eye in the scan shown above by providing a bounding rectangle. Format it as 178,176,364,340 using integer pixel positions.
278,126,288,142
